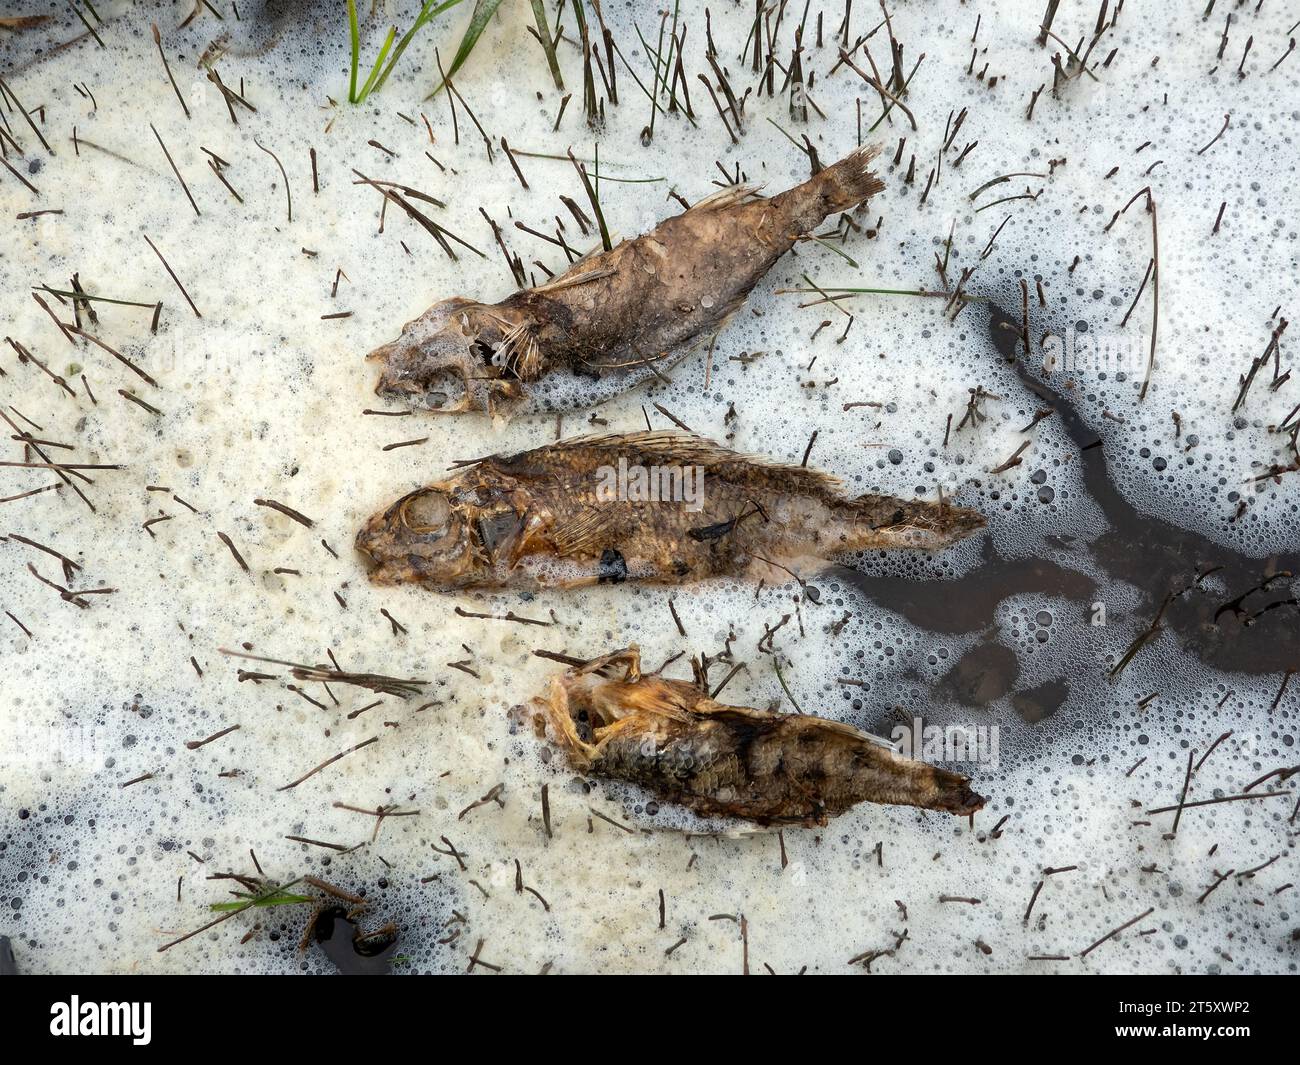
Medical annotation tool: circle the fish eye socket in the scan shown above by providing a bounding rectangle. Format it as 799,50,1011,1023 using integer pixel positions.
400,491,451,532
416,369,468,410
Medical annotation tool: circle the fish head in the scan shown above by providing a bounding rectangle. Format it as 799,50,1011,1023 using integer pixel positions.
355,479,529,590
892,756,986,816
932,776,986,816
538,648,690,754
355,484,479,588
367,297,527,418
550,648,692,731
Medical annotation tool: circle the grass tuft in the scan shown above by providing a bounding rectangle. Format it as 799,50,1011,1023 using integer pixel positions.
348,0,469,105
209,887,313,912
430,0,506,96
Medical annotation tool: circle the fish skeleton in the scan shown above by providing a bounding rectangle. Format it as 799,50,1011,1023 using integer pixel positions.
366,145,885,417
532,647,986,826
356,431,985,591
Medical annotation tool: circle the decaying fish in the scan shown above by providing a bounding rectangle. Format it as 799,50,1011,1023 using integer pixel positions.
356,431,985,590
366,145,885,417
533,647,985,826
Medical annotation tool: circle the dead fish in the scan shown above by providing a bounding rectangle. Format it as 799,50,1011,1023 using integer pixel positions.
356,431,985,590
532,647,985,827
366,145,885,417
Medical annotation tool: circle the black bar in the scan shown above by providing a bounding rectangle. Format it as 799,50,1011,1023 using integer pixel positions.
0,969,1289,1049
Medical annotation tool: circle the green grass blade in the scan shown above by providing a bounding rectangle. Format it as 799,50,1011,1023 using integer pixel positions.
530,0,564,90
357,26,398,103
209,891,312,912
804,234,860,269
773,657,806,715
431,0,505,95
372,0,466,97
347,0,360,103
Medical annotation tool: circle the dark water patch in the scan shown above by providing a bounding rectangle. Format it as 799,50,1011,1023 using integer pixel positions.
835,302,1297,687
939,640,1020,708
991,302,1300,677
832,536,1096,636
1011,678,1071,723
311,907,397,975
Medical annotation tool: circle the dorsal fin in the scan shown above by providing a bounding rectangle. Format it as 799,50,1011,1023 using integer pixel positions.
539,431,847,496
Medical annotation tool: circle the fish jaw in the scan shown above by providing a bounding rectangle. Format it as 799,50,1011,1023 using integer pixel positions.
912,763,986,816
367,297,489,414
931,774,986,816
371,342,530,418
370,338,480,414
354,509,412,584
354,506,422,585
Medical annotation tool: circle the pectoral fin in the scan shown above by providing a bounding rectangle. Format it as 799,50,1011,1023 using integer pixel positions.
548,503,626,558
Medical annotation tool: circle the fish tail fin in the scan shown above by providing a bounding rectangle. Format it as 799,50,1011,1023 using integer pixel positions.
815,143,887,212
782,144,885,231
844,492,986,551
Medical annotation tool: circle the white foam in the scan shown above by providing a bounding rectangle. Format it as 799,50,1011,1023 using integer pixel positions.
0,1,1295,974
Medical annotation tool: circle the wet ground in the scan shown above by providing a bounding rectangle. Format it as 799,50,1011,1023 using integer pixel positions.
841,300,1297,731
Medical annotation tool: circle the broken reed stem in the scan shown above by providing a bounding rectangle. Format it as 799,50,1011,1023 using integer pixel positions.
1079,907,1154,958
151,123,200,217
529,0,564,90
254,137,292,223
152,24,190,119
218,648,426,698
1139,198,1161,401
142,234,201,317
568,148,612,252
838,49,917,129
278,737,379,791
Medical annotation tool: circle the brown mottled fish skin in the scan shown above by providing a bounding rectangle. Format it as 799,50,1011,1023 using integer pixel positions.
355,431,985,591
366,145,885,417
533,648,985,827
